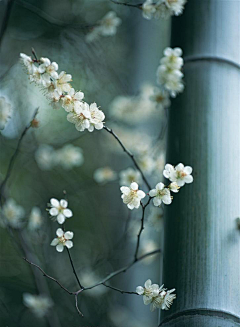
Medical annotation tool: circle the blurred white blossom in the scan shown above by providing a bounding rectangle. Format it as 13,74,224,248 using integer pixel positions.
51,228,74,252
0,96,12,130
35,144,55,170
149,182,172,206
119,168,142,186
86,11,121,42
1,198,25,228
120,182,145,210
48,198,73,224
148,206,164,231
142,0,186,20
23,293,53,317
163,163,193,187
80,271,108,296
55,144,84,170
28,207,43,231
136,280,176,311
157,47,184,97
94,167,117,184
150,87,171,110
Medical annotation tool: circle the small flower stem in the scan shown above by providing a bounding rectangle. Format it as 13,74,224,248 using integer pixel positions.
134,197,152,261
66,248,83,289
0,108,39,203
103,125,152,190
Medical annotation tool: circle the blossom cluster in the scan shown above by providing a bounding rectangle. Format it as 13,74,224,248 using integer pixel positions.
48,198,74,252
35,144,84,171
142,0,187,20
149,163,193,206
156,47,184,98
136,279,176,311
20,53,105,132
0,96,12,130
86,11,122,42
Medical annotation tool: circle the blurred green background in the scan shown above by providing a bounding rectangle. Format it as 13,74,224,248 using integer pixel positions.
0,0,171,326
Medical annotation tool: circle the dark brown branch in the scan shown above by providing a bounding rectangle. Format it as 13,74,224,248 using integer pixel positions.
110,0,142,9
102,283,138,295
134,197,152,260
0,108,39,202
66,248,83,289
23,257,74,295
103,125,152,190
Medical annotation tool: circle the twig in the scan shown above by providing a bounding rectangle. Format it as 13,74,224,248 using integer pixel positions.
102,283,138,295
134,197,152,260
110,0,142,8
0,108,39,202
23,257,74,295
103,126,152,190
66,248,83,289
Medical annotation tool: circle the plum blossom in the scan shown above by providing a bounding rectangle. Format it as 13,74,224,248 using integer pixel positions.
86,11,121,42
35,144,55,170
163,163,193,187
149,182,172,206
120,182,145,210
136,280,176,311
142,0,156,19
88,103,105,131
119,168,142,186
150,87,171,110
165,0,187,16
67,102,91,132
28,207,43,231
1,198,25,228
54,71,72,95
50,228,74,252
55,144,84,170
168,182,180,193
38,57,58,86
156,47,184,98
94,167,117,184
20,53,35,74
23,293,53,318
0,96,12,130
61,88,84,112
48,198,73,224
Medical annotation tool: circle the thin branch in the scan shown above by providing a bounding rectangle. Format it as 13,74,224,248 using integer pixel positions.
81,248,160,291
75,293,83,317
0,108,39,202
23,257,74,295
102,283,138,295
103,125,152,190
66,248,83,289
110,0,142,8
134,197,152,260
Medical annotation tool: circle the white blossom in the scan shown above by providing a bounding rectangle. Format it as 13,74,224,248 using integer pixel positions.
61,88,84,112
142,0,156,19
150,87,171,110
20,53,35,74
156,47,184,98
165,0,187,16
137,152,155,174
86,11,121,42
88,102,105,131
136,279,160,305
48,198,73,224
67,102,91,132
28,207,43,231
136,280,176,311
1,198,25,228
119,168,142,186
150,286,176,311
168,182,180,193
50,228,74,252
38,57,59,86
120,182,145,210
154,0,172,19
94,167,117,184
55,144,84,170
23,293,53,318
35,144,55,170
149,182,172,206
54,71,72,95
163,163,193,187
0,96,12,130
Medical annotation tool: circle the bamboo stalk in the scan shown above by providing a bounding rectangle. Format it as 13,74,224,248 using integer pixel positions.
160,0,240,326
